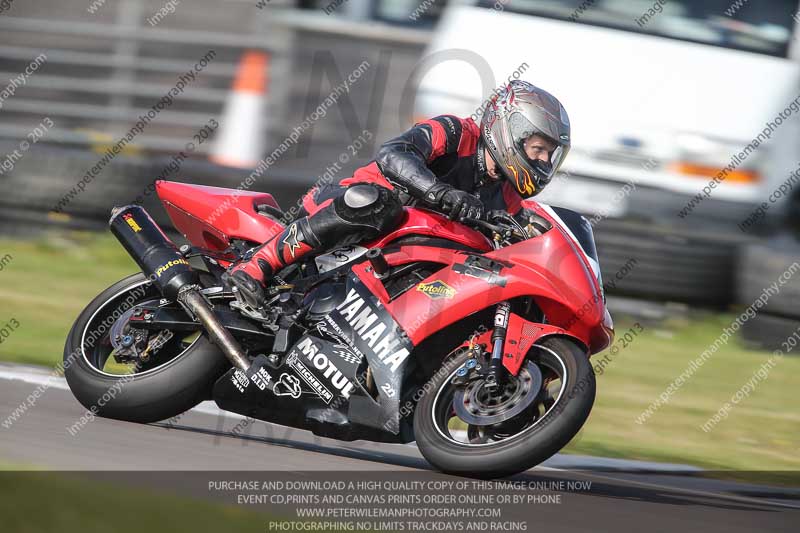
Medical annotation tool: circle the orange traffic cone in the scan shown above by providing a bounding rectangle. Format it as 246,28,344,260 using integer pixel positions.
210,51,269,169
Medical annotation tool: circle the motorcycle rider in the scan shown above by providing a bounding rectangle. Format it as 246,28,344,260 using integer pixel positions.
229,80,571,309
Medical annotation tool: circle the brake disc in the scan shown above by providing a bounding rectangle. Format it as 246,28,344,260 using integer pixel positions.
452,360,543,426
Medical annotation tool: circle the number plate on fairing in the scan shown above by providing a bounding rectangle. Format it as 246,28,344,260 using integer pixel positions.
315,245,368,274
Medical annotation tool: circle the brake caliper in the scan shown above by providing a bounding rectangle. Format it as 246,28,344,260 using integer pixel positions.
451,338,486,387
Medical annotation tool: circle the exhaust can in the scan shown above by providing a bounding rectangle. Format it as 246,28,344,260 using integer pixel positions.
109,205,198,300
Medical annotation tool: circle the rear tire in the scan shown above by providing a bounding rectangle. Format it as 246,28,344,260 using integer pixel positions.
413,337,595,478
64,273,230,424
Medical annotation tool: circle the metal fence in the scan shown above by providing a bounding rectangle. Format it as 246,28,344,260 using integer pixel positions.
0,0,298,155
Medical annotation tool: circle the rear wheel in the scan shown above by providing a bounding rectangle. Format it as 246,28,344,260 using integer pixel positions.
413,337,595,478
64,273,230,424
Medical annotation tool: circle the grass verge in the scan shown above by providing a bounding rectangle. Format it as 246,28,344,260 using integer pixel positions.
562,313,798,472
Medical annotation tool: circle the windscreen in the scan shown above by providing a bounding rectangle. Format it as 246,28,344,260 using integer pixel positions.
475,0,796,57
545,205,604,299
549,206,601,272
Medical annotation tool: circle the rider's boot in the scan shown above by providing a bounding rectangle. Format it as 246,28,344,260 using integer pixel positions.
228,217,319,309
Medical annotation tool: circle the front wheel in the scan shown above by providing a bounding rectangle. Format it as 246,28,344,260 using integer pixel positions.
64,273,230,424
413,337,595,478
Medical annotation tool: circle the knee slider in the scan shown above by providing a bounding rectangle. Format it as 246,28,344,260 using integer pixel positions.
343,184,381,209
336,185,402,232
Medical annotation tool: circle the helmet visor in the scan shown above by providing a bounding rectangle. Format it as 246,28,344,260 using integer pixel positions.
508,113,564,177
506,112,567,189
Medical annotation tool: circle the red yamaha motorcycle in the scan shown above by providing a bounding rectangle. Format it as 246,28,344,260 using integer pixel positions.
64,180,613,478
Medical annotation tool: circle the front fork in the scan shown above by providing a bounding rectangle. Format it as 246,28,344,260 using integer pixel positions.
484,301,511,392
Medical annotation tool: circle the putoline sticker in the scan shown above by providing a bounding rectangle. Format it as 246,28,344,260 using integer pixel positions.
416,280,457,300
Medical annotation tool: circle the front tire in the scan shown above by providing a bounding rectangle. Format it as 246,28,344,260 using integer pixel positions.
413,337,595,478
64,273,230,424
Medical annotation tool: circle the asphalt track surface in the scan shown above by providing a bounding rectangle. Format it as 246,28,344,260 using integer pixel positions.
0,363,797,532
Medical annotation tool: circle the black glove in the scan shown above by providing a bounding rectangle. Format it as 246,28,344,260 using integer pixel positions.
426,184,485,221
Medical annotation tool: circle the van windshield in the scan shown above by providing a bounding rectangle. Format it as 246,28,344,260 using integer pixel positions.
475,0,796,57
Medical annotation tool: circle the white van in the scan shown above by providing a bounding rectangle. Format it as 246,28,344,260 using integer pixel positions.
414,0,800,303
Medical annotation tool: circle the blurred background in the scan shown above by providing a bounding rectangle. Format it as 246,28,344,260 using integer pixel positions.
0,0,797,484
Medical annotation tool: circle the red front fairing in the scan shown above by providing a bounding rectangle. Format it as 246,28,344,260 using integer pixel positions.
353,204,613,357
